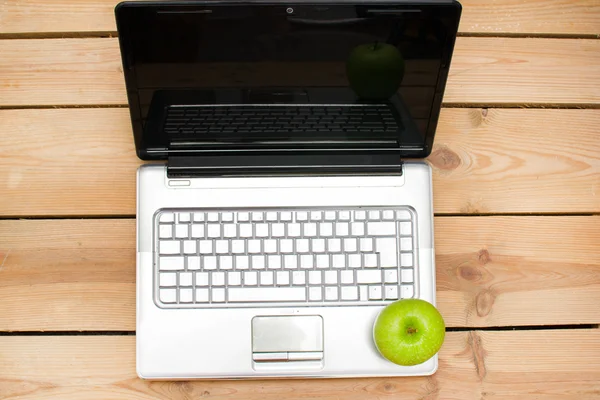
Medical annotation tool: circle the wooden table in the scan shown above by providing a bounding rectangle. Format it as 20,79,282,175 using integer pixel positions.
1,1,599,398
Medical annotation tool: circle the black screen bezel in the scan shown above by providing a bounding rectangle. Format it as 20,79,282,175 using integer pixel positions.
115,0,462,160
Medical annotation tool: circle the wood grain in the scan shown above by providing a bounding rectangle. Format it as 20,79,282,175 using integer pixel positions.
1,330,599,399
0,0,598,36
0,37,599,107
1,108,598,217
1,216,598,331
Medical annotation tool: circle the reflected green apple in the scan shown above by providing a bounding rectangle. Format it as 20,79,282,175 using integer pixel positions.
346,42,405,100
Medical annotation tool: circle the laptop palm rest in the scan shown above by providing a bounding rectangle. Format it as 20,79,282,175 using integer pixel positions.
252,316,324,367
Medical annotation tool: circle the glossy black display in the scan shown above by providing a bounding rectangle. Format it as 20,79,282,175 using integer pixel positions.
116,1,461,160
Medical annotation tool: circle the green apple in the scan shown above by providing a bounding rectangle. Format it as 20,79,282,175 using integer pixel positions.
346,42,405,100
373,299,445,366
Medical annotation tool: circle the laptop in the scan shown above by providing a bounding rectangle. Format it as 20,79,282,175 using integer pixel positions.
115,0,461,379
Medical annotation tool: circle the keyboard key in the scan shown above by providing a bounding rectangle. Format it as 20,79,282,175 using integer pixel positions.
348,254,362,268
315,254,330,269
280,212,292,221
276,271,290,285
159,256,184,271
252,212,264,222
280,239,293,253
309,271,322,284
312,239,325,253
266,212,278,221
396,210,411,220
338,211,351,220
319,222,333,237
178,213,191,223
325,287,339,301
288,223,301,237
336,222,349,236
260,271,274,285
199,240,213,254
256,223,269,237
183,240,197,254
236,255,250,270
400,237,413,251
301,255,314,269
268,255,282,269
212,288,226,302
357,270,382,284
220,256,233,270
328,238,342,252
292,271,306,285
367,222,396,236
341,286,358,300
359,285,369,301
341,270,354,284
284,255,298,269
360,238,374,252
376,238,398,267
231,240,245,254
325,271,338,284
159,273,177,286
309,287,322,301
296,239,309,253
191,224,205,238
179,272,193,286
212,272,225,286
401,269,414,283
160,289,177,303
324,211,336,220
159,213,174,223
207,224,221,238
195,272,209,286
251,255,265,269
223,224,237,238
159,225,173,239
332,254,346,269
248,240,261,253
364,253,378,268
369,286,382,300
193,212,205,222
401,285,414,298
228,271,241,286
382,210,395,220
385,286,399,300
244,271,258,286
296,211,308,221
304,223,317,237
207,213,219,222
310,211,322,221
175,225,189,239
204,256,217,270
272,223,285,237
344,238,358,252
239,224,253,237
237,212,249,222
354,210,366,220
400,222,412,235
228,287,305,302
401,254,413,267
264,240,277,253
385,270,398,284
160,241,181,255
368,211,380,220
195,288,209,302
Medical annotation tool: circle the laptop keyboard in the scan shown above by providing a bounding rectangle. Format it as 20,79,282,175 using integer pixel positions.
163,105,400,136
154,207,418,308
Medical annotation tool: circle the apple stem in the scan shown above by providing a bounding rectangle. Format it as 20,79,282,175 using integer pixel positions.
407,327,417,335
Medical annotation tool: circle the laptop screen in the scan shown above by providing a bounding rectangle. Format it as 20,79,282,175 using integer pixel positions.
116,2,461,159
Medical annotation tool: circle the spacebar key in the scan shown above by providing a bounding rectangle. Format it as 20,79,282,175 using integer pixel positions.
228,288,306,302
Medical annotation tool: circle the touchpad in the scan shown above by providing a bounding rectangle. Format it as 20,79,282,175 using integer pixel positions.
252,315,323,362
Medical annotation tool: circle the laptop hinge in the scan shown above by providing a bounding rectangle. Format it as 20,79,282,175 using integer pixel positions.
166,153,403,178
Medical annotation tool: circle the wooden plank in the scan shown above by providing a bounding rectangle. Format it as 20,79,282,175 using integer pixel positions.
1,216,598,331
1,108,598,217
1,330,599,399
0,0,598,36
0,37,599,107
